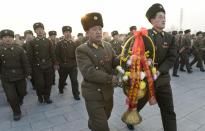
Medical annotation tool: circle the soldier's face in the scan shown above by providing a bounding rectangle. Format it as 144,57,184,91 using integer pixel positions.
113,35,119,40
50,35,56,41
151,12,166,30
35,27,44,37
25,34,34,41
2,36,14,44
87,26,102,42
63,31,71,38
198,34,203,39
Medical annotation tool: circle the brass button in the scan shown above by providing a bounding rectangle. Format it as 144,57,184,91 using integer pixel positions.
95,66,99,70
42,59,46,62
97,88,101,92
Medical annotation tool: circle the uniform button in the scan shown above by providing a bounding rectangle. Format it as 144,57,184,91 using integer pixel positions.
95,66,99,70
3,61,6,63
12,70,16,73
1,54,4,57
4,48,7,50
97,88,101,92
37,64,40,66
36,52,39,54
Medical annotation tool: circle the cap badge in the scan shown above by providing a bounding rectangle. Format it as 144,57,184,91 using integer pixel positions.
94,16,98,20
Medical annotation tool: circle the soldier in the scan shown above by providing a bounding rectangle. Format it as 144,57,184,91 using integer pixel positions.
22,30,35,89
190,31,205,72
200,33,205,65
76,12,119,131
129,26,137,34
179,29,193,73
55,26,80,100
27,22,57,104
123,26,137,46
22,30,34,51
75,33,87,47
0,29,31,121
126,3,177,131
14,34,23,46
48,30,58,85
110,30,122,56
48,31,58,48
172,31,180,77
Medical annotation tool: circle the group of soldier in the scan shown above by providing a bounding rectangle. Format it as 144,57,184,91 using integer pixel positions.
0,2,204,131
171,29,205,77
0,23,89,121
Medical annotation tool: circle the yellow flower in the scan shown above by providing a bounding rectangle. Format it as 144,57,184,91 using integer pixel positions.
145,51,150,57
139,81,146,90
125,72,130,77
152,67,157,74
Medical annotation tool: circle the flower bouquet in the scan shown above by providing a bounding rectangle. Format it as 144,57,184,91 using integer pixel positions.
117,28,158,125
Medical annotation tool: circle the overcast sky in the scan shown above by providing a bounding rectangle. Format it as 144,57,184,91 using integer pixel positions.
0,0,204,36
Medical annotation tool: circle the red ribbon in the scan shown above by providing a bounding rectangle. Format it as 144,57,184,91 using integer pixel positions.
128,28,156,108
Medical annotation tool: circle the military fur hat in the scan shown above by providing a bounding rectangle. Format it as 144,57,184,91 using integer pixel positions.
81,12,103,31
196,31,203,36
0,29,14,38
146,3,165,22
172,31,177,36
48,31,57,36
178,31,183,34
184,29,191,34
62,26,72,33
111,30,119,36
24,30,33,37
77,33,83,37
129,26,137,31
33,22,44,30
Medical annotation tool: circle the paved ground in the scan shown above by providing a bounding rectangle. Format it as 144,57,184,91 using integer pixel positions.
0,67,205,131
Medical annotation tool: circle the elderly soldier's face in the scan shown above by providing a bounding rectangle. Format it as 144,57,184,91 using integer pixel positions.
35,27,44,37
87,26,102,43
2,36,14,44
151,12,166,30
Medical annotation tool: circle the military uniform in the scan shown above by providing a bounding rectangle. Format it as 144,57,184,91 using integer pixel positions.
110,31,122,56
48,30,58,85
27,22,56,103
190,31,205,71
0,29,31,121
179,29,192,73
77,12,119,131
75,33,87,47
127,4,177,131
201,38,205,64
172,31,180,77
55,26,80,99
